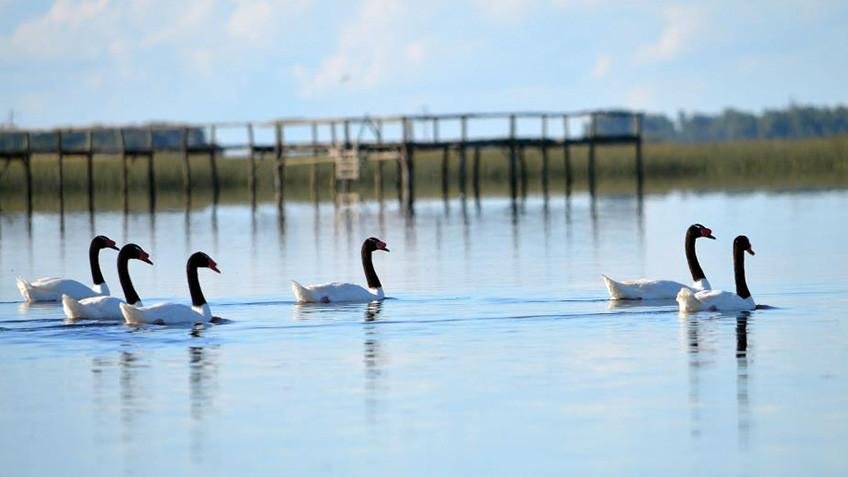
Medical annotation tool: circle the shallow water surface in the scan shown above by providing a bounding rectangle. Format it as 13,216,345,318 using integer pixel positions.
1,191,847,476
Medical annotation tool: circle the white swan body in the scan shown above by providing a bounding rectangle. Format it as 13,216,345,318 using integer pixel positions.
603,224,716,300
677,288,755,312
17,276,106,302
293,237,390,304
63,294,140,320
60,243,153,320
121,251,219,326
291,280,384,304
678,235,757,314
603,276,710,300
16,235,119,303
121,302,210,326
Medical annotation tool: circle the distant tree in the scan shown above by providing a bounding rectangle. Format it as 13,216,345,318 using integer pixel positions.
642,114,676,141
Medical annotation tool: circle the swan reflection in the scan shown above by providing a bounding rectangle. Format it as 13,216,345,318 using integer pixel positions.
680,311,753,448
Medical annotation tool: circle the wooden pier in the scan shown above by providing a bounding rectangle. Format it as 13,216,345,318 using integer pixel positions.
0,110,642,214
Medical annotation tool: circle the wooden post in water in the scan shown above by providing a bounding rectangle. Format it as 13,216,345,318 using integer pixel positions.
395,119,404,205
146,127,155,210
342,120,351,194
518,144,528,198
209,125,220,203
247,123,256,206
563,115,572,195
588,113,597,196
374,119,384,200
274,121,286,210
181,127,192,200
459,115,468,198
400,117,415,213
24,132,32,215
634,113,644,194
57,130,64,213
508,115,518,202
329,122,338,195
86,129,94,211
310,122,319,199
119,128,128,211
441,145,449,199
540,115,549,197
472,146,481,200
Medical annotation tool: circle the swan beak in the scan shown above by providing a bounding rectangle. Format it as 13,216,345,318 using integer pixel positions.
747,247,755,256
702,228,716,239
208,259,221,273
376,241,389,252
106,240,119,250
139,251,153,265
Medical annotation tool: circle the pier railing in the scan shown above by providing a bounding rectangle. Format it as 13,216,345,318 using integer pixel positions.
0,110,642,214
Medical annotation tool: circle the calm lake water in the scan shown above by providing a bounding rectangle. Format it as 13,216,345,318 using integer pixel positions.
1,190,847,476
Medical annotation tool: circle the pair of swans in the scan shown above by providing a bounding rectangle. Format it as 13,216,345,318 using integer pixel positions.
18,235,221,325
603,224,757,312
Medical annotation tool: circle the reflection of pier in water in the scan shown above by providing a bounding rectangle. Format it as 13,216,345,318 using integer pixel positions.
2,110,643,216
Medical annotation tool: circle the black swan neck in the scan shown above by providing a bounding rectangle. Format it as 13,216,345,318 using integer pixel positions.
361,245,382,289
89,240,105,285
685,230,707,282
734,247,751,299
187,263,206,307
117,249,141,305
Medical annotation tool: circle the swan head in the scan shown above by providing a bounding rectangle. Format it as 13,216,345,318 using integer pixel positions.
690,224,715,240
93,235,120,251
189,251,221,273
364,237,389,253
121,243,154,265
735,235,755,255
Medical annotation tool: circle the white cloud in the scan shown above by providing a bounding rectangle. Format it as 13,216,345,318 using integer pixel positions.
625,85,654,109
473,0,536,22
6,0,112,59
476,0,607,21
591,54,611,78
636,5,705,63
1,0,308,64
551,0,608,9
292,0,437,97
228,0,309,43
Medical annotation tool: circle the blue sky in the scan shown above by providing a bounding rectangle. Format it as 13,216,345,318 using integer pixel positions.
1,0,847,128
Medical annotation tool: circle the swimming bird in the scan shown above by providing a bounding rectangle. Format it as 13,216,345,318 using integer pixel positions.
292,237,389,303
120,252,220,326
16,235,119,302
62,244,153,320
677,235,756,313
602,224,715,300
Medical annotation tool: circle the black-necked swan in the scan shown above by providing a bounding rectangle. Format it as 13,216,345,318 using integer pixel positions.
16,235,120,302
62,244,153,320
292,237,389,303
602,223,716,300
677,235,756,312
120,252,220,326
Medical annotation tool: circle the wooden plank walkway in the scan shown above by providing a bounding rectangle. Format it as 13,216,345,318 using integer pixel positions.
0,110,643,214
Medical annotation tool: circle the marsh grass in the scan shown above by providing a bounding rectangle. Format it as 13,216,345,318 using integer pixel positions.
1,135,846,212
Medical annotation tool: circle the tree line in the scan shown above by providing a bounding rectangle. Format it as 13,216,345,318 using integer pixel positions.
641,104,848,142
0,125,206,151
